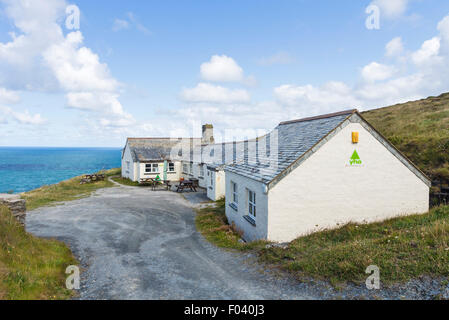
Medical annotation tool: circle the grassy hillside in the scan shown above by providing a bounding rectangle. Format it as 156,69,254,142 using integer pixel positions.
197,201,449,286
22,168,121,211
0,205,76,299
362,93,449,182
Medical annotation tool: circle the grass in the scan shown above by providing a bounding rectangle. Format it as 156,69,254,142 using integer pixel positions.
0,205,77,299
196,199,270,251
110,176,141,187
362,92,449,182
196,200,449,285
22,168,121,211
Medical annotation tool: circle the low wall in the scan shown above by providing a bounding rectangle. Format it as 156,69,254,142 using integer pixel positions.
0,194,27,226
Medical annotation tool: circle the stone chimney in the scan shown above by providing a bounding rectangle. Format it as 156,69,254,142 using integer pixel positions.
202,124,215,145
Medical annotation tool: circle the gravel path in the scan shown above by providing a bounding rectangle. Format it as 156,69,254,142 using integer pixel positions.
26,184,448,300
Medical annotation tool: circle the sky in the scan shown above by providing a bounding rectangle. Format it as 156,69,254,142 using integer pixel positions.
1,0,449,147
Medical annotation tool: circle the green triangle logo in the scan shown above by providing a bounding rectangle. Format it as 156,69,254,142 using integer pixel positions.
349,150,362,165
351,150,360,160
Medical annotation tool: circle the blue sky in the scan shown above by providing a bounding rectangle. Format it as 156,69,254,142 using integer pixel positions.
1,0,449,147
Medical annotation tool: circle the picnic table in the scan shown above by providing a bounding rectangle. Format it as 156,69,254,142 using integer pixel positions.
140,178,172,191
176,180,198,193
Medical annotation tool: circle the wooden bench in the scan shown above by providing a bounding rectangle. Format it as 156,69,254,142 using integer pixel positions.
176,180,197,193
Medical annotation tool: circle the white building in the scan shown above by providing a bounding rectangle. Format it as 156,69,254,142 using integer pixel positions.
224,110,430,243
122,110,430,243
121,125,238,199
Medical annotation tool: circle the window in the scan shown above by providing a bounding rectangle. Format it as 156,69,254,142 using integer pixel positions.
199,165,204,177
183,163,188,173
168,163,175,172
248,190,256,218
126,161,130,170
189,163,193,174
231,182,238,204
210,171,214,187
145,163,159,173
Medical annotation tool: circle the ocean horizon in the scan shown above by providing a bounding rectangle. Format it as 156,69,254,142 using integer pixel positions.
0,147,122,194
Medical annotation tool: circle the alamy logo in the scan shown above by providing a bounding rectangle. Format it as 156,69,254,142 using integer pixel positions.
349,150,362,166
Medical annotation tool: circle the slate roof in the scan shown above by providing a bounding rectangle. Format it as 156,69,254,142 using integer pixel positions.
224,110,356,184
126,138,202,162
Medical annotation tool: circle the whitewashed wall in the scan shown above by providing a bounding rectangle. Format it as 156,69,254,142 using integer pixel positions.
224,171,268,241
206,169,226,201
121,144,137,181
138,161,182,182
267,122,430,243
206,169,215,200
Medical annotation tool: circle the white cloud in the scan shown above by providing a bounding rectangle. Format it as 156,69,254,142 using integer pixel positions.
272,13,449,115
181,83,250,104
44,32,120,93
411,37,441,65
361,62,396,82
200,55,244,82
257,51,295,66
0,106,46,125
112,12,150,35
385,37,404,57
274,82,361,115
371,0,411,19
112,19,129,32
0,88,20,104
0,0,134,128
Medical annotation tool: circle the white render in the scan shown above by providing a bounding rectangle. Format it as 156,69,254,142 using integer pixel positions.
206,168,226,201
225,171,268,241
139,161,182,182
121,144,137,181
226,121,430,243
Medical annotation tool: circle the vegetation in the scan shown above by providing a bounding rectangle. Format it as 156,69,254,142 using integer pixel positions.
22,168,121,211
362,92,449,182
197,200,449,285
111,176,141,187
0,205,77,299
195,198,268,251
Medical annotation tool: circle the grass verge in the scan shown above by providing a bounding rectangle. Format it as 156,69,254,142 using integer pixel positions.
0,205,77,299
22,168,121,211
110,176,141,187
195,198,269,251
196,200,449,285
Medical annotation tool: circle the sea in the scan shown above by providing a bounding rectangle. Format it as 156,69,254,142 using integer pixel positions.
0,147,122,194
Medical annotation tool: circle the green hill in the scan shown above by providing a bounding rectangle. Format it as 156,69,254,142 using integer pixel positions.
363,92,449,183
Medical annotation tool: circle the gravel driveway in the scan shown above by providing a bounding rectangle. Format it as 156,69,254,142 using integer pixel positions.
26,184,320,299
26,184,446,300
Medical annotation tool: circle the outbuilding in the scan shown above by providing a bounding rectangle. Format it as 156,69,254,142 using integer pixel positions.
224,109,430,243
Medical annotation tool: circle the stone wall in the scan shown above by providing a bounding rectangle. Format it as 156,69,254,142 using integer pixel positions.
0,194,27,226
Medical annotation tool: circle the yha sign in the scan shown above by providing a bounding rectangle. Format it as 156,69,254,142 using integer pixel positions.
349,150,363,166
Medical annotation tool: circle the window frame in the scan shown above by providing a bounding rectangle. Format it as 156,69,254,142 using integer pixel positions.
248,189,256,219
231,181,238,204
168,162,175,172
145,163,159,173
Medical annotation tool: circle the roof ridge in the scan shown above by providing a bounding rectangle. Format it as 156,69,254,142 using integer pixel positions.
279,109,358,126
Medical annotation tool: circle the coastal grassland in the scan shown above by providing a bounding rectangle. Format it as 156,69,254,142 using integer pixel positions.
22,168,121,211
362,92,449,182
195,198,269,251
0,205,77,299
196,200,449,285
110,176,141,186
